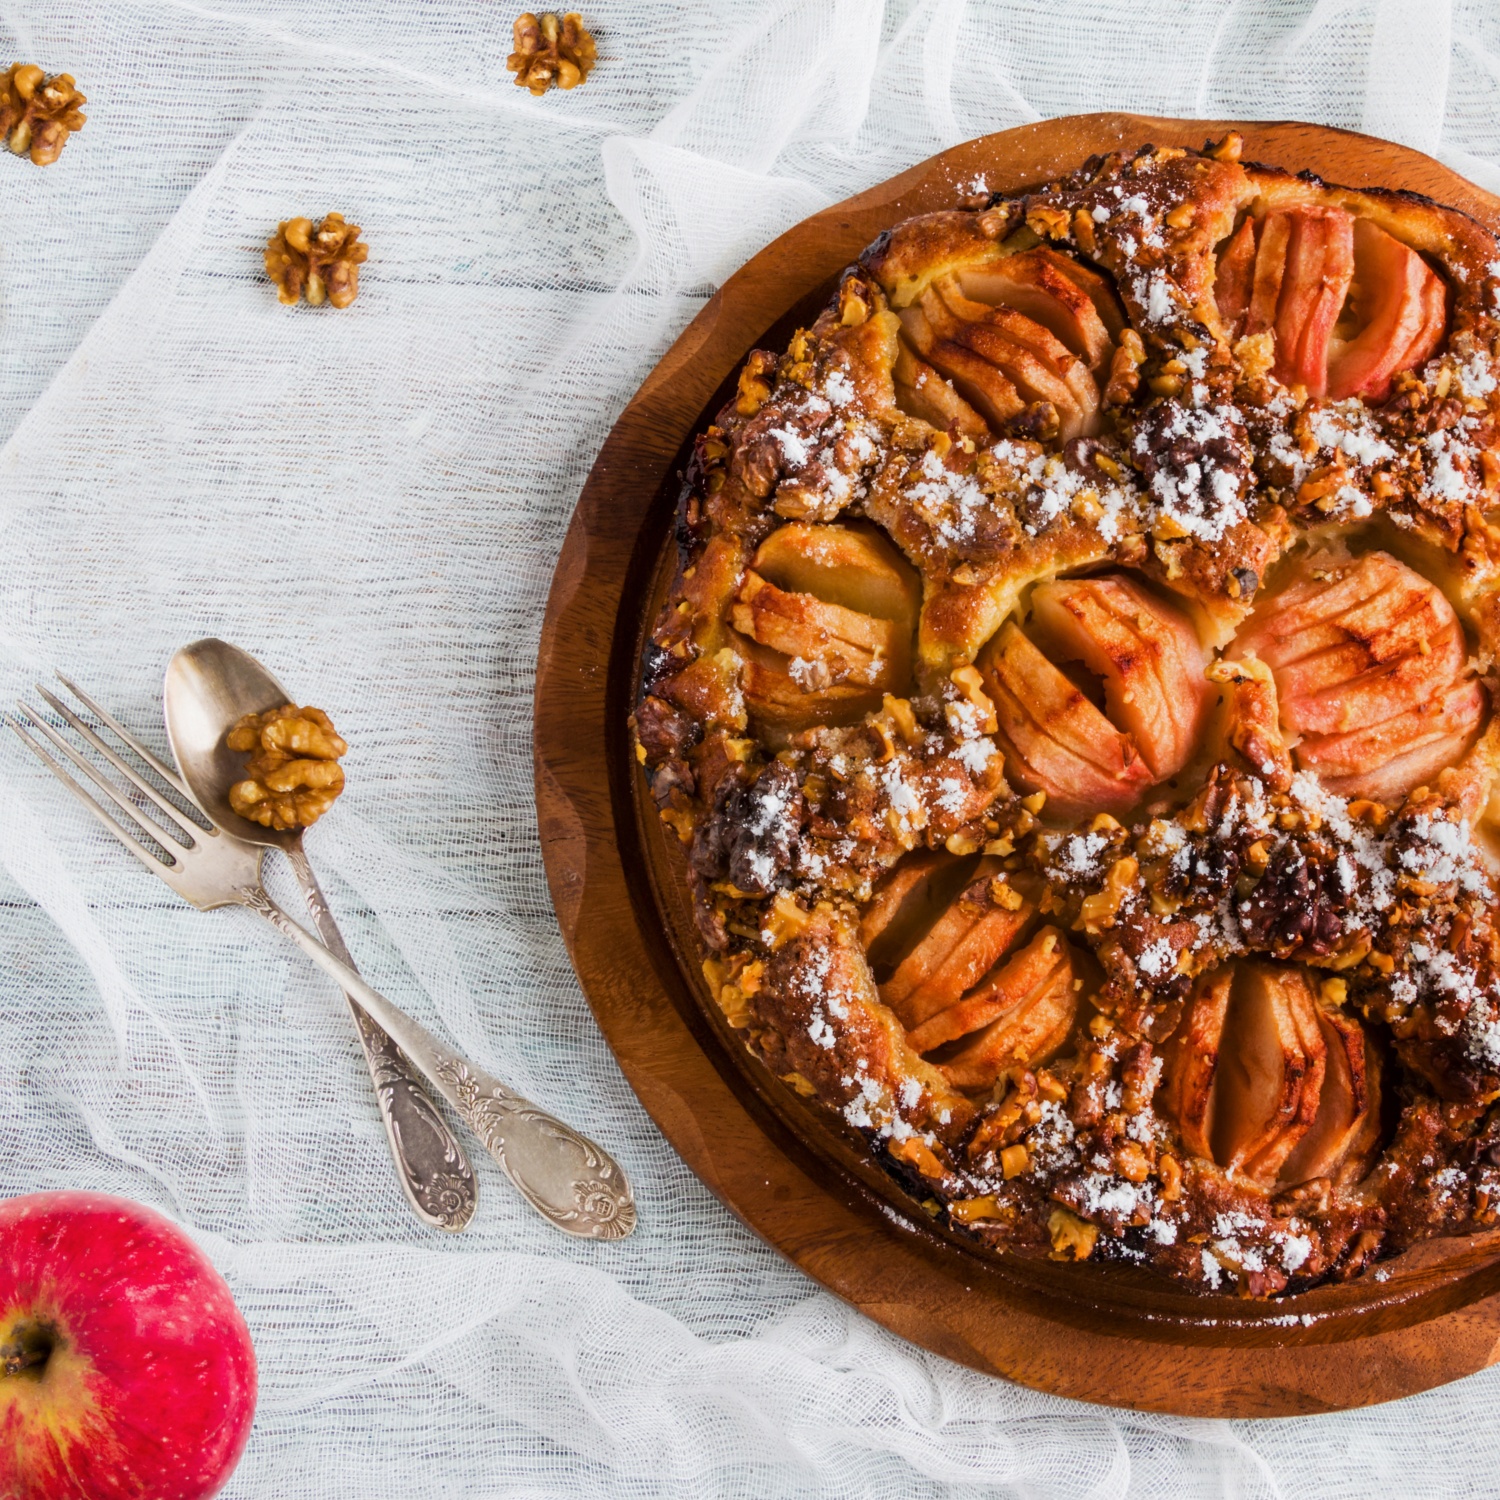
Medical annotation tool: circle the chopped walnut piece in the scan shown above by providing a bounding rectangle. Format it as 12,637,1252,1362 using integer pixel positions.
264,214,368,309
1047,1206,1099,1260
1103,328,1145,406
226,705,348,831
1,64,85,165
1208,130,1244,163
507,12,597,95
1025,204,1071,240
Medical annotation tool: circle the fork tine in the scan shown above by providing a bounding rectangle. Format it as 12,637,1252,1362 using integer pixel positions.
54,672,192,798
35,684,204,840
9,717,175,873
13,703,183,859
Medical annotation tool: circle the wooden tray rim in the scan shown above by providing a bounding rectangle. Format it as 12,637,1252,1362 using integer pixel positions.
534,112,1500,1416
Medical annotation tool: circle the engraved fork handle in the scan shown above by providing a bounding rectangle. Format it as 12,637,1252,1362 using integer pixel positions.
284,844,478,1234
239,882,636,1240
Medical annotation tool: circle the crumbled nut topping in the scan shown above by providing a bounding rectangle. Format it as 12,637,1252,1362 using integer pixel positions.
227,705,348,830
507,12,597,95
0,64,85,166
264,214,368,309
1208,130,1244,163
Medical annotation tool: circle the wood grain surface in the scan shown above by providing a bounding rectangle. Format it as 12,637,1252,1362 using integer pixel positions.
533,113,1500,1416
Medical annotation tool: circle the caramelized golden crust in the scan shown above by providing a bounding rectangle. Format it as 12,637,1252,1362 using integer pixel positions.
634,136,1500,1297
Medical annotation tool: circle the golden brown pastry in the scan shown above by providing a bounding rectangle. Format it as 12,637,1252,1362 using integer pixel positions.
633,134,1500,1296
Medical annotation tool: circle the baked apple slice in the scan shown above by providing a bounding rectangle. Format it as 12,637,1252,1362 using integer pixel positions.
1277,1009,1380,1188
1240,553,1466,735
732,523,920,730
1292,677,1487,801
1159,968,1231,1162
957,247,1120,370
864,858,1038,1032
935,928,1080,1092
1211,962,1327,1184
978,621,1154,819
1242,207,1355,394
938,324,1082,433
1235,552,1450,680
1213,215,1258,337
1327,217,1449,401
891,343,989,440
752,522,918,621
860,856,1079,1090
1244,211,1291,342
932,281,1100,428
1276,207,1355,394
1161,964,1381,1189
1044,254,1128,341
901,278,1102,440
897,922,1060,1054
861,851,978,971
1162,964,1381,1190
1027,573,1211,782
735,572,903,669
1399,264,1449,371
1234,550,1484,800
899,304,1027,428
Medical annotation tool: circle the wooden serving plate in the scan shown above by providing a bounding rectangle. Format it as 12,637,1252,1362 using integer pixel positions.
534,113,1500,1415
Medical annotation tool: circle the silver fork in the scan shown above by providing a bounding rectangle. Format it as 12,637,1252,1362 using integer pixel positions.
9,677,636,1241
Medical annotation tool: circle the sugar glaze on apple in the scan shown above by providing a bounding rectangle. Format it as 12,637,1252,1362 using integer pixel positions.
0,1191,256,1500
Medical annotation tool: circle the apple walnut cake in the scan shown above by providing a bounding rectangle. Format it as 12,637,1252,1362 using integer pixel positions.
631,133,1500,1296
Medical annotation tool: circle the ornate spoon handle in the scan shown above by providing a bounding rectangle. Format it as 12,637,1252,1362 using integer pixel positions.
284,844,477,1234
239,882,636,1240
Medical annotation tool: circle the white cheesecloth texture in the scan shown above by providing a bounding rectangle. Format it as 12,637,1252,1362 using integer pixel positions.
2,1,1500,1494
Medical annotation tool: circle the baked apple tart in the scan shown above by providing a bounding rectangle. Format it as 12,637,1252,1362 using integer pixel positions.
632,133,1500,1296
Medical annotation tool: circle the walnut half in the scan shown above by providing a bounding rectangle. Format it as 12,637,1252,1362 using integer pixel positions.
227,705,348,831
507,13,597,95
264,214,368,309
1,64,86,165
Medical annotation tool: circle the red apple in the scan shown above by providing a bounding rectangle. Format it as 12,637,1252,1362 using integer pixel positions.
0,1192,256,1500
1227,211,1449,399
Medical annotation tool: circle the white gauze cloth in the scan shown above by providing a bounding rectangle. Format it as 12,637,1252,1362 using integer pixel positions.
2,1,1500,1495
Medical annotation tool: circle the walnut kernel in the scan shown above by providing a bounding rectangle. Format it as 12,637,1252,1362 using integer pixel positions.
1047,1206,1098,1260
1,64,85,165
1103,328,1146,406
1208,131,1244,163
264,214,368,309
507,13,597,95
227,705,348,830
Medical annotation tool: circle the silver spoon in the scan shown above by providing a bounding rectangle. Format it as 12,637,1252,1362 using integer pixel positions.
162,639,479,1231
164,638,637,1241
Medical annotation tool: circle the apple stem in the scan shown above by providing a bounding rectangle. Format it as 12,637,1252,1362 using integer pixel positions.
0,1322,53,1378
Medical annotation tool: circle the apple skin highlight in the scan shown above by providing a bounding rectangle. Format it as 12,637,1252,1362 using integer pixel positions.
0,1191,257,1500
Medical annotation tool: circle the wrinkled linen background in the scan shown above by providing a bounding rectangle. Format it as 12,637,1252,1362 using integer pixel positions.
2,1,1499,1495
